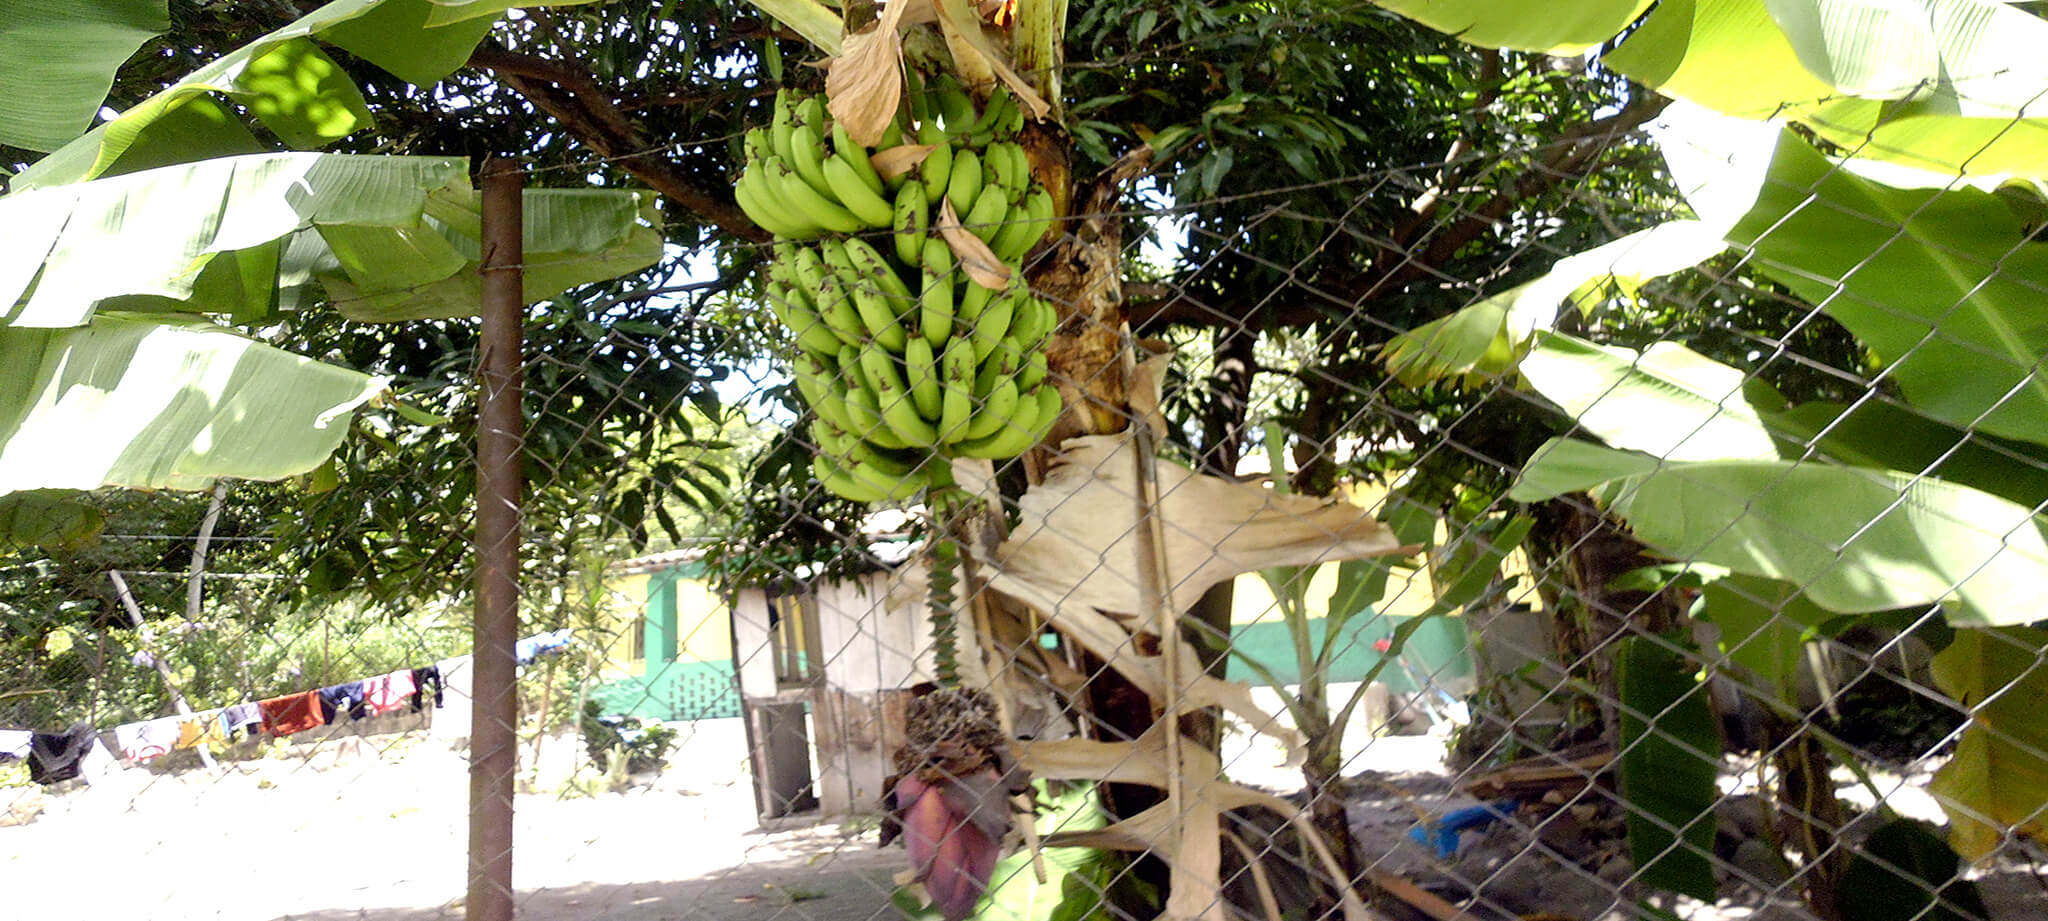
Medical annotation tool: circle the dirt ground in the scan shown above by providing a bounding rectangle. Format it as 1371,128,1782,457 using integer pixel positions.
7,709,2045,921
1,719,904,921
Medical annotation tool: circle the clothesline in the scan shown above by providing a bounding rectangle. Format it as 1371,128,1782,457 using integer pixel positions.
1,629,575,786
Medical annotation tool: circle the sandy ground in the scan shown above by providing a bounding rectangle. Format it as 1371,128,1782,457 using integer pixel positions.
1,719,904,921
8,700,2043,921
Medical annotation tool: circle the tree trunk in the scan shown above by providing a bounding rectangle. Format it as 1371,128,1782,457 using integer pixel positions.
1527,496,1684,743
1768,716,1846,921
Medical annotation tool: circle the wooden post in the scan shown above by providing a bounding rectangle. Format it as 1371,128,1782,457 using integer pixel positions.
469,156,525,921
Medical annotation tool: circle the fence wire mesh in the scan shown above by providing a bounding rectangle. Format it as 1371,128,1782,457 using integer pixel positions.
6,20,2048,921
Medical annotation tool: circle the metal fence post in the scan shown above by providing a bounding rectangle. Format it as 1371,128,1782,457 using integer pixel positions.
469,155,525,921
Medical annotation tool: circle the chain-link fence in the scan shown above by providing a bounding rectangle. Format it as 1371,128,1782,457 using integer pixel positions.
8,7,2048,921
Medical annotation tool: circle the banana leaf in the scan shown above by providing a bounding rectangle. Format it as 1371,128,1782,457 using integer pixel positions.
10,0,597,189
3,153,660,327
0,313,386,493
1607,0,2048,177
1512,438,2048,626
1368,0,1655,53
0,0,169,151
1929,626,2048,857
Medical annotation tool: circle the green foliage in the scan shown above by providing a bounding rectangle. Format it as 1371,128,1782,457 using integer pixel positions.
1837,818,1990,921
578,700,677,774
1614,634,1719,901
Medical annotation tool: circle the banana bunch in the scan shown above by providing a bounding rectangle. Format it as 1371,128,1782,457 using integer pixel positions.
747,82,1063,504
735,89,900,239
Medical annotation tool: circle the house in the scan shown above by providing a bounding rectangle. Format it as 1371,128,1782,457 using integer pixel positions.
598,479,1541,823
590,549,741,722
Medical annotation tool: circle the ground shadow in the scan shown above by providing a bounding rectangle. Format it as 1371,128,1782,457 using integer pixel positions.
267,846,905,921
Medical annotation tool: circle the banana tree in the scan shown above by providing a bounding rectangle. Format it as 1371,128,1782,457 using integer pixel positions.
726,2,1425,918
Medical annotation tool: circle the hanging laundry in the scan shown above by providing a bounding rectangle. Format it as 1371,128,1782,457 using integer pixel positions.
218,703,263,739
410,664,444,712
175,711,225,750
0,729,29,760
258,690,331,737
514,629,573,665
28,724,99,784
319,681,368,721
363,668,418,717
113,716,183,762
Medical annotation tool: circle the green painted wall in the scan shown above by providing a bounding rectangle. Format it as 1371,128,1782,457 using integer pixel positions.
1224,612,1472,693
594,560,740,721
592,659,741,720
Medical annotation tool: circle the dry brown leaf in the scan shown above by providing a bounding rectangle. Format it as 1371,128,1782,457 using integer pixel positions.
1027,730,1375,921
928,0,1051,120
937,197,1012,288
1127,337,1174,437
989,432,1418,619
985,591,1299,750
824,0,917,146
1224,831,1288,921
870,143,935,182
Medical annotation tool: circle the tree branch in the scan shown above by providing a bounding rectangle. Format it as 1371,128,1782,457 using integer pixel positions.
467,45,770,243
1130,93,1670,330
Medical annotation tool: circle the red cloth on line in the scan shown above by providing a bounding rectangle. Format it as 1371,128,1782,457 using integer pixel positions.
258,690,329,736
363,668,418,717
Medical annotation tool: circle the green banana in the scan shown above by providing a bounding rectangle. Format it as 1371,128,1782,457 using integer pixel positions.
964,378,1020,440
990,186,1053,262
903,337,943,421
964,85,1011,145
861,344,941,447
957,274,997,319
935,82,975,135
843,236,915,302
770,88,798,164
844,435,925,481
810,417,859,458
953,381,1049,459
796,95,827,131
764,156,864,233
938,336,977,443
831,122,885,198
787,118,835,199
963,182,1011,244
822,151,895,227
1005,292,1050,348
766,281,844,357
814,455,887,502
1019,349,1048,389
987,141,1027,194
893,180,929,266
917,123,954,195
823,241,909,350
808,264,868,345
974,339,1023,399
840,362,911,450
846,453,932,500
1001,90,1027,136
919,237,956,347
793,352,855,433
946,149,983,217
735,168,818,239
968,287,1016,362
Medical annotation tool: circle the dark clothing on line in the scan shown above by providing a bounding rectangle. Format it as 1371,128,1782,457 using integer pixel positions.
410,666,443,712
320,681,367,721
28,724,98,785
